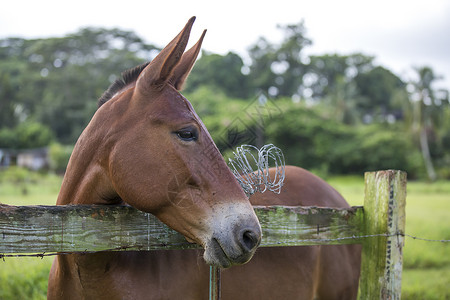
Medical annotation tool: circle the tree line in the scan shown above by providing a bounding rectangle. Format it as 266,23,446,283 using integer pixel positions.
0,21,449,180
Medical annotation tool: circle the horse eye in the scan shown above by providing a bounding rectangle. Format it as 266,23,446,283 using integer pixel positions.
176,128,198,141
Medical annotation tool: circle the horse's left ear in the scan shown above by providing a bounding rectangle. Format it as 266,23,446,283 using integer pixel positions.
169,29,206,90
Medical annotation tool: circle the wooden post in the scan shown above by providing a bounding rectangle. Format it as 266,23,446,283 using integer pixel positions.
358,170,407,300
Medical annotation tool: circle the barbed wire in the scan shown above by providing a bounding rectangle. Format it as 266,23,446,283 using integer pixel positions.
402,233,450,243
270,232,450,246
0,242,200,260
1,232,448,260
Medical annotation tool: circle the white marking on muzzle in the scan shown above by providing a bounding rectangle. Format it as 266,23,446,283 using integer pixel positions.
203,202,262,268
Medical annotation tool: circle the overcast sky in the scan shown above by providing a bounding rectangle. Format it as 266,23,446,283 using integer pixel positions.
1,0,449,90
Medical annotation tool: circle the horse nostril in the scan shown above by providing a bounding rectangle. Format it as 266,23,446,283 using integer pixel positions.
240,230,260,252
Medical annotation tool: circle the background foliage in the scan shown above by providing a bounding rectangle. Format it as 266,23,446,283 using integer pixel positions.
0,22,449,179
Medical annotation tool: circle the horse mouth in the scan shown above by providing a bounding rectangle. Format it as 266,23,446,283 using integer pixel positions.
208,238,233,268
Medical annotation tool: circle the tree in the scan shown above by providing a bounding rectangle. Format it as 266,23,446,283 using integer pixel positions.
0,28,159,143
272,22,312,97
321,76,360,125
0,73,17,128
407,66,449,181
306,54,351,99
247,37,277,95
247,21,312,97
185,51,250,98
0,121,53,149
354,66,405,119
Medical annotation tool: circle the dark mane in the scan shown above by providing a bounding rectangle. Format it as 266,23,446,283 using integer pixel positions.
98,62,150,108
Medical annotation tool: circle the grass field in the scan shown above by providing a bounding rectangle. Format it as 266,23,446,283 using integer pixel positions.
1,168,449,299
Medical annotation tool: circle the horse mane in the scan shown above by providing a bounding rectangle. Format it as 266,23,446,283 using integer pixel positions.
98,62,150,108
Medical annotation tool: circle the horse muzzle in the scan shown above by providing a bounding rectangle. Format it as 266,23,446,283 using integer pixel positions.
203,203,262,268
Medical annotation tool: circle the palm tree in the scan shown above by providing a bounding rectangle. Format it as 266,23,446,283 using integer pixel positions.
408,66,448,181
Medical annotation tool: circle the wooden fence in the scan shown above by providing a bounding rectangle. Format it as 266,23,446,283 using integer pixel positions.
0,170,406,300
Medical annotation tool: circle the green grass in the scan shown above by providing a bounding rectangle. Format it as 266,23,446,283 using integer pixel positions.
0,167,61,205
0,168,449,299
402,268,450,300
0,257,53,300
0,168,60,300
327,175,366,205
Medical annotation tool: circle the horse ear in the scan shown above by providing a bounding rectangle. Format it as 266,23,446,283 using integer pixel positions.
137,17,195,91
170,29,207,90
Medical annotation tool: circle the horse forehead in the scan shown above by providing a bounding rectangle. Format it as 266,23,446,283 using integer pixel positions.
147,88,199,122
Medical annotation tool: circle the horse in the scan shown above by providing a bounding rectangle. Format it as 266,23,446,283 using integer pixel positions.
47,17,262,299
47,17,361,299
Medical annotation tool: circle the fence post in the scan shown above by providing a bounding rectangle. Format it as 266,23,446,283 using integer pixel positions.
209,265,221,300
358,170,407,300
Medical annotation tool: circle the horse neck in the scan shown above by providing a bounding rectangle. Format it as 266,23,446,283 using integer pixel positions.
57,117,118,206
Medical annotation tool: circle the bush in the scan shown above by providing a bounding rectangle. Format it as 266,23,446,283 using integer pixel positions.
0,128,16,148
264,104,424,177
48,143,73,173
0,121,53,149
264,104,353,174
352,125,424,178
0,166,34,184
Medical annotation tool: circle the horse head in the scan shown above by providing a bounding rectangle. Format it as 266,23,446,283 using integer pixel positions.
57,17,261,268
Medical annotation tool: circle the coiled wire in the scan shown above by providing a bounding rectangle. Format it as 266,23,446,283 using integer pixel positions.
228,144,285,196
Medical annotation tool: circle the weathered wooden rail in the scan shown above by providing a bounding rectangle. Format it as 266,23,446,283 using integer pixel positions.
0,205,364,253
0,170,406,300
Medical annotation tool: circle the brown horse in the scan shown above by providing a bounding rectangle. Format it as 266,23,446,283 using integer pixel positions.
47,17,262,299
48,18,360,299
